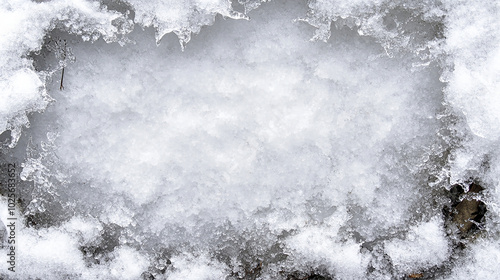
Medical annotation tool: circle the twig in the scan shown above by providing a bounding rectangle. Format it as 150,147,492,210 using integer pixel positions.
59,40,67,90
60,67,65,90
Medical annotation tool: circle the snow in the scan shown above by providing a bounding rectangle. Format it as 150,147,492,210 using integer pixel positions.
0,0,127,148
166,253,229,280
109,246,149,280
444,240,500,280
0,68,44,148
443,0,500,140
285,209,370,279
0,0,499,279
384,217,449,275
24,0,445,251
126,0,248,47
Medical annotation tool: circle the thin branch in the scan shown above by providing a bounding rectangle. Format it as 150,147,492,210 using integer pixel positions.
60,67,65,90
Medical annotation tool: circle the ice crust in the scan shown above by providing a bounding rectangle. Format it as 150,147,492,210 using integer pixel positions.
0,0,499,279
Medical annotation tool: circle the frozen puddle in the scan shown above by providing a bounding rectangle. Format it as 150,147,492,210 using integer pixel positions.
1,0,499,279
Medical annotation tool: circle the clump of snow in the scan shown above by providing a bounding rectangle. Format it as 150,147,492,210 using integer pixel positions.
18,228,87,278
25,0,447,254
384,217,449,275
0,198,92,279
166,253,230,280
109,246,149,280
0,68,45,148
444,239,500,280
285,209,370,279
442,0,500,141
0,198,149,279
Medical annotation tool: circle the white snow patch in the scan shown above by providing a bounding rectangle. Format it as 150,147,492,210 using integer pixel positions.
385,217,449,274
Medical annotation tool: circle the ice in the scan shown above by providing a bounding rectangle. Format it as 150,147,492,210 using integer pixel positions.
443,240,500,280
0,0,499,279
